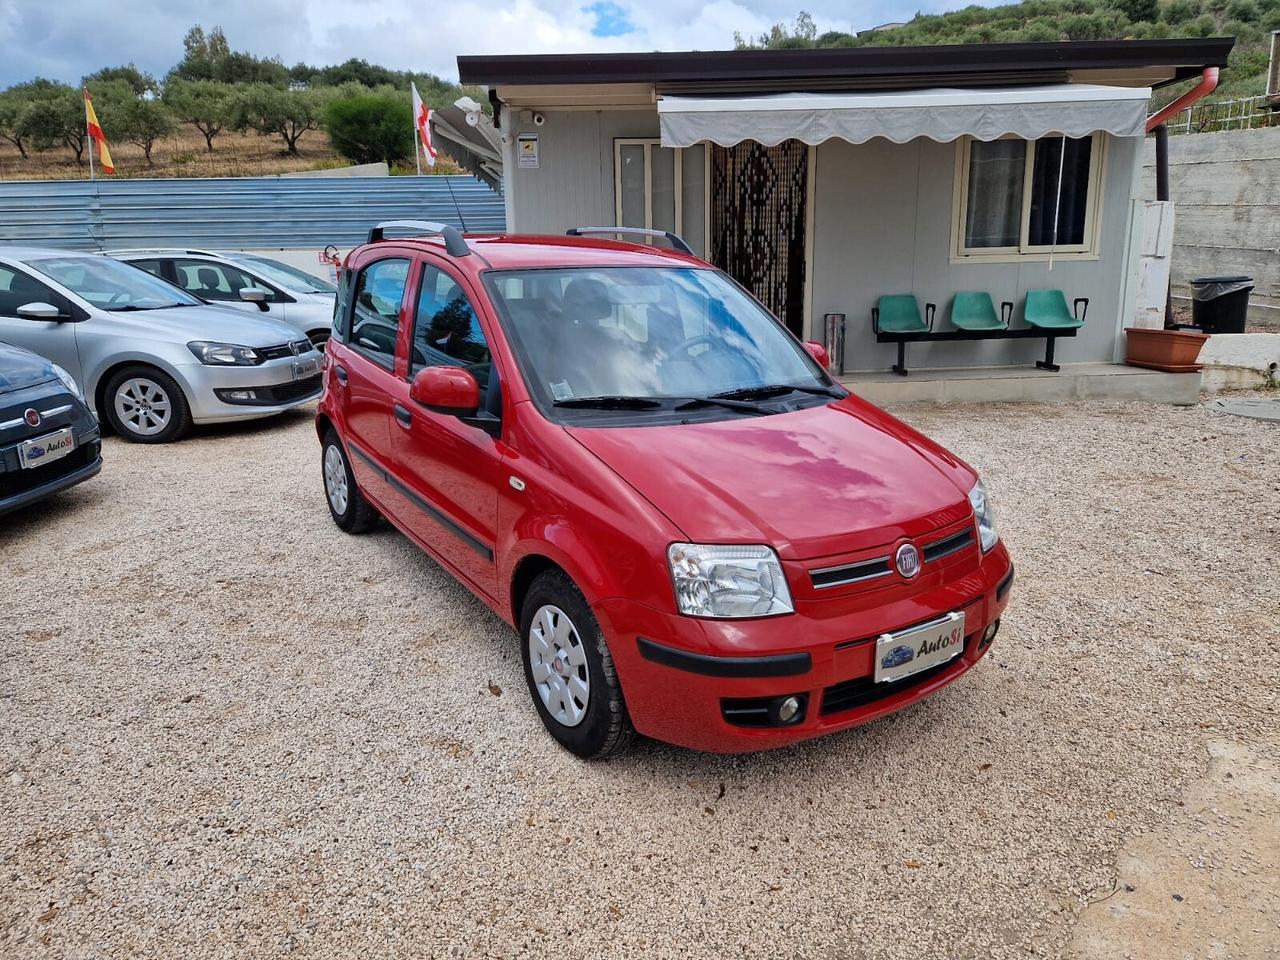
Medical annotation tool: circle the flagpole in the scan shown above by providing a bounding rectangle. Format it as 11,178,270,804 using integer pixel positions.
84,90,96,181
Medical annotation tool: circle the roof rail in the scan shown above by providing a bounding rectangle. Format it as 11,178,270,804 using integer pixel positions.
565,226,694,256
367,220,470,257
101,247,223,258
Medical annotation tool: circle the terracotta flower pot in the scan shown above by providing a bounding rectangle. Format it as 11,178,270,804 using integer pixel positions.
1124,327,1209,373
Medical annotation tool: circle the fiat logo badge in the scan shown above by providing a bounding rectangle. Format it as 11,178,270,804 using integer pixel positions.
23,408,40,427
895,543,921,579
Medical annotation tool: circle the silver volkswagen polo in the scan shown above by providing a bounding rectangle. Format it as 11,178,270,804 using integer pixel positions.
0,247,323,443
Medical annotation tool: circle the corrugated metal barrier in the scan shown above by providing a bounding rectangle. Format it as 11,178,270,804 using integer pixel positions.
0,176,505,250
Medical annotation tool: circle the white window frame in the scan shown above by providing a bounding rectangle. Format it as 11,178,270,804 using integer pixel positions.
951,133,1107,263
613,139,711,254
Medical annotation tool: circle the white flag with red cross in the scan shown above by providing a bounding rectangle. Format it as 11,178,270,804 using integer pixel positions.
411,82,436,169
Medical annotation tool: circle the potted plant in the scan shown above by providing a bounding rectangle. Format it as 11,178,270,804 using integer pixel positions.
1124,326,1209,372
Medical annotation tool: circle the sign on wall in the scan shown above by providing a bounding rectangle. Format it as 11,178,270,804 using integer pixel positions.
517,134,540,169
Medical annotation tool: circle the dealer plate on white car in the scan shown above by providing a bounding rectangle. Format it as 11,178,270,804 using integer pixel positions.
18,427,75,470
874,611,965,683
292,358,321,380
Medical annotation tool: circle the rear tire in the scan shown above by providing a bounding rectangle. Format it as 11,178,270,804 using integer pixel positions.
102,365,191,444
520,569,635,759
321,429,378,533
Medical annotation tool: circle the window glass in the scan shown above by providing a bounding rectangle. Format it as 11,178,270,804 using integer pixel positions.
486,266,825,409
411,265,491,387
127,259,166,279
0,265,62,317
28,256,200,310
1027,136,1092,247
681,144,707,257
651,146,677,234
229,255,336,294
964,139,1025,249
350,258,409,366
172,259,277,302
619,143,646,228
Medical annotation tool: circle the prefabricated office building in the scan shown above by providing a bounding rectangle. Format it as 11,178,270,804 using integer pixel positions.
452,39,1233,376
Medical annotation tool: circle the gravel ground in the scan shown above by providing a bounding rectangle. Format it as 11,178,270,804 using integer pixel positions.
2,399,1277,959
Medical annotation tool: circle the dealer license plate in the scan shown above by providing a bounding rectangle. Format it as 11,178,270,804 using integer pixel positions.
18,427,75,470
874,611,965,683
292,357,321,380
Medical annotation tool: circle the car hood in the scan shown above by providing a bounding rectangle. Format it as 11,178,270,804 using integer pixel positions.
565,396,978,560
97,304,307,347
0,340,57,394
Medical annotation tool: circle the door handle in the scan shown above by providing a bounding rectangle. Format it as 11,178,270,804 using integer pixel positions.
394,404,413,429
334,365,348,383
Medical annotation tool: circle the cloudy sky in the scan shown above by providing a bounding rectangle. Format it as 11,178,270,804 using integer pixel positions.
0,0,1003,88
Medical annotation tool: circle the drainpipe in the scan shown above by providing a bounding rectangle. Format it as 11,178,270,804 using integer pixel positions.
1145,68,1218,328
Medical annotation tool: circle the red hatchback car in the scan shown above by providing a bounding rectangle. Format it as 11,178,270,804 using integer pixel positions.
318,221,1014,758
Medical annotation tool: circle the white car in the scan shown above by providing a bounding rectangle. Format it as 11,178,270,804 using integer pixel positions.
107,249,336,349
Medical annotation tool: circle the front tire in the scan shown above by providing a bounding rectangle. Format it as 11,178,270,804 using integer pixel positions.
520,570,635,759
321,429,378,533
103,365,191,443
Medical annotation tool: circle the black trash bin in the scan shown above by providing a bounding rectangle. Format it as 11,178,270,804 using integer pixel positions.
1190,276,1253,334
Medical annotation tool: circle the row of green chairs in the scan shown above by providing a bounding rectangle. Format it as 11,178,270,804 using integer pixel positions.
872,289,1089,375
873,290,1088,335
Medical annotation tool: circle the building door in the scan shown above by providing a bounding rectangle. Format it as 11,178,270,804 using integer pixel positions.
709,140,808,337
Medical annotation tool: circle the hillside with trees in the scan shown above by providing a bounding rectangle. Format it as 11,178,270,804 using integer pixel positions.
0,26,477,180
737,0,1276,103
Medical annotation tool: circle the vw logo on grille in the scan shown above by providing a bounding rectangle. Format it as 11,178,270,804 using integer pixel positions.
23,408,40,427
895,543,921,579
290,341,300,355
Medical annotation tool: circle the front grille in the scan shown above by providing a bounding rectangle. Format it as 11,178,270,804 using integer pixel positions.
258,339,313,361
810,556,891,589
1,443,97,498
265,374,322,403
923,527,976,563
819,634,973,717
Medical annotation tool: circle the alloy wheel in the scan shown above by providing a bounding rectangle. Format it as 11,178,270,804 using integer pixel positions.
323,444,349,515
528,604,590,727
113,377,172,437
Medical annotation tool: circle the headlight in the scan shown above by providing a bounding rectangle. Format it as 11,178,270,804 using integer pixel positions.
49,362,83,400
187,341,262,365
668,543,794,619
969,480,999,552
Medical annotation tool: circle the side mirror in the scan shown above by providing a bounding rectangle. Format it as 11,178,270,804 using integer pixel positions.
803,340,831,370
410,366,481,416
16,302,64,321
239,287,271,310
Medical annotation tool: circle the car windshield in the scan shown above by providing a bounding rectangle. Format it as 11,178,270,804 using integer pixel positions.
485,266,829,413
228,255,336,294
31,256,201,311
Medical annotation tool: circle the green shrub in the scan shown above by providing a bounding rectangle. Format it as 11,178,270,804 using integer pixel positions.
1160,0,1200,23
1225,0,1261,18
1111,0,1160,21
324,93,413,166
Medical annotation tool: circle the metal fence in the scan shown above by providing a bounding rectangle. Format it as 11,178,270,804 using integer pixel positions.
0,175,505,250
1171,95,1279,134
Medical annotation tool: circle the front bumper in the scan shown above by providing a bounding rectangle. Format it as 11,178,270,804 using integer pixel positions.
178,356,323,424
0,431,102,517
595,543,1014,753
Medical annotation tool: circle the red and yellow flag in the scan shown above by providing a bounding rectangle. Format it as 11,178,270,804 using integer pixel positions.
82,88,114,175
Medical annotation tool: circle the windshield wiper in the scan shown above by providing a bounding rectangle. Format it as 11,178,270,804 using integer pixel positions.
106,302,190,312
709,383,844,401
552,395,664,410
672,395,769,415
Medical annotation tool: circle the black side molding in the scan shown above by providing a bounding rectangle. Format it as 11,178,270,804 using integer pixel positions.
996,564,1015,603
637,637,811,678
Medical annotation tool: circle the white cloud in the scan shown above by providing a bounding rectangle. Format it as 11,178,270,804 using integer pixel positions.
0,0,1014,88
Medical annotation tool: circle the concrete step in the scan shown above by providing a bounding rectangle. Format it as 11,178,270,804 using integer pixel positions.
840,362,1201,406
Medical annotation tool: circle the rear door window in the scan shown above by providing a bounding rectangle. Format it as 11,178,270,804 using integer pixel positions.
349,258,410,369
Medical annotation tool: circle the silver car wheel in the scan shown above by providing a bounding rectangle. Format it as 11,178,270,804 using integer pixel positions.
323,444,349,515
528,604,590,728
113,377,172,437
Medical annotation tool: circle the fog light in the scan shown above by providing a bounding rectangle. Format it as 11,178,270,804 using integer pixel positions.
980,619,1001,648
775,695,802,724
224,389,256,401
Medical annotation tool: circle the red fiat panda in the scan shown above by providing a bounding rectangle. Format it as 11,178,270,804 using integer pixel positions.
318,221,1013,758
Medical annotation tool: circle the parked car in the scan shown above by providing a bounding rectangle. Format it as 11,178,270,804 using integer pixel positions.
0,339,102,516
318,222,1014,757
0,247,323,443
107,249,335,348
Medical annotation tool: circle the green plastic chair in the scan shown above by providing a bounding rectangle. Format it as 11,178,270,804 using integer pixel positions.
872,295,934,335
872,295,935,376
950,292,1011,332
1024,289,1088,330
